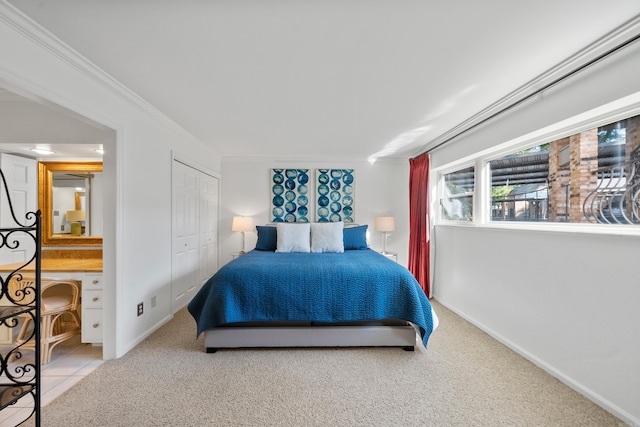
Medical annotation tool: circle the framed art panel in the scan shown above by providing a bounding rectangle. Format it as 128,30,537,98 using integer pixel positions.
316,169,354,223
271,169,310,222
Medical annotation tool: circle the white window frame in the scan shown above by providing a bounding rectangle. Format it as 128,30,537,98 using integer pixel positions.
436,162,476,224
433,91,640,237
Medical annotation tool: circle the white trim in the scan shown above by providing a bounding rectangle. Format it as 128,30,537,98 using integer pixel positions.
435,162,475,224
108,127,125,359
119,313,173,357
434,297,640,427
476,158,491,225
437,221,640,238
222,155,408,165
171,151,222,180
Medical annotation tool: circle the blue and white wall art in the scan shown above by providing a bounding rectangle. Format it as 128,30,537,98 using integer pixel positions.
316,169,355,223
271,169,310,222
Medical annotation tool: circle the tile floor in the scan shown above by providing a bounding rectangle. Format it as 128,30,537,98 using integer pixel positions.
0,335,103,426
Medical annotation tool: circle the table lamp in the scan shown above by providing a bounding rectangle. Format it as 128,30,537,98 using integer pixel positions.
232,216,254,254
66,210,86,236
374,216,395,254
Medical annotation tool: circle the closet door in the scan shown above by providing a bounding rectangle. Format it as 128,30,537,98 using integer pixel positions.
172,160,219,313
0,154,37,265
199,173,219,285
171,161,200,313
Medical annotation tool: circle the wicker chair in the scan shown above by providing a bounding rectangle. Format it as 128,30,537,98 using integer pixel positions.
13,277,81,365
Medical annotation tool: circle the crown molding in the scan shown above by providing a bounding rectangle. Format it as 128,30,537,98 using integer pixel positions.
222,155,408,165
414,14,640,156
0,2,206,148
0,87,29,101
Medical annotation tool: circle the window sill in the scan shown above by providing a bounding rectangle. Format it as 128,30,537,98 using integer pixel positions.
436,220,640,238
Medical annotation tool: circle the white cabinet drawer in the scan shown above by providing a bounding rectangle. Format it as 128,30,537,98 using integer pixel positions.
40,271,104,343
82,275,103,290
82,290,103,309
81,274,104,343
81,308,103,343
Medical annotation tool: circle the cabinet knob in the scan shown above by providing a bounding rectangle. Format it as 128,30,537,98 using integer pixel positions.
92,280,99,285
92,323,100,328
92,297,99,302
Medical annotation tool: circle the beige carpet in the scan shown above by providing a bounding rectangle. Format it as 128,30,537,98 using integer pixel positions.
29,301,622,426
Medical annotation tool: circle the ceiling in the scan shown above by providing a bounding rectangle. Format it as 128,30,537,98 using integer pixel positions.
3,1,640,161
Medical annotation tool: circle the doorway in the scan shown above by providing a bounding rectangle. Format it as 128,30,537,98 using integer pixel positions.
0,83,117,363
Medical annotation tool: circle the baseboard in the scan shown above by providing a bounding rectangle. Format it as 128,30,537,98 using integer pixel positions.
118,313,173,357
433,296,639,427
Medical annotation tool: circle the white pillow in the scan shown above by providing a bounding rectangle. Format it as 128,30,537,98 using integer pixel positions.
311,221,344,253
276,223,311,253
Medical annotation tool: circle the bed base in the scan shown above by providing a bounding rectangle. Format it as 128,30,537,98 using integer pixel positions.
204,323,418,353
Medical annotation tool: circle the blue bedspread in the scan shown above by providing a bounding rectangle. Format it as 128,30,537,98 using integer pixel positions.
188,249,435,346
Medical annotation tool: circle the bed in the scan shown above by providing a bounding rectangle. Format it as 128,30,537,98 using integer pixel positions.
187,223,438,352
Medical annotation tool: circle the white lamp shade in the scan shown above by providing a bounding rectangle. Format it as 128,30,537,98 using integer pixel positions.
66,210,86,222
374,216,395,232
232,216,254,232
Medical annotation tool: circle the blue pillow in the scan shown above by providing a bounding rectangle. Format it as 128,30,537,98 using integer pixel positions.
343,225,368,250
255,226,277,251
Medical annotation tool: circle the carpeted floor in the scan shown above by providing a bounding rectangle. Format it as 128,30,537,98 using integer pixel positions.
28,301,623,426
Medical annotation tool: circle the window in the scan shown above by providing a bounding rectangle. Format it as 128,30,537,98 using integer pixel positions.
490,145,549,222
441,166,474,221
489,113,640,225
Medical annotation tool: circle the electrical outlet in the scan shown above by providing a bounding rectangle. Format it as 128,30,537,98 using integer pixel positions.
137,302,143,316
151,296,157,308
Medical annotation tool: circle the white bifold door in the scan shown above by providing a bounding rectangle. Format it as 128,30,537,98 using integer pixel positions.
0,153,38,266
171,160,219,313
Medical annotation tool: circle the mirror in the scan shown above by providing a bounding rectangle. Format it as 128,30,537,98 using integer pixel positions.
38,161,102,247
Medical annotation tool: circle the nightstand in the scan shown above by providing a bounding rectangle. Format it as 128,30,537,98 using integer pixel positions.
380,252,397,263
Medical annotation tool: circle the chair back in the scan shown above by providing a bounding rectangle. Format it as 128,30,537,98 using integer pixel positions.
5,275,80,312
41,279,81,314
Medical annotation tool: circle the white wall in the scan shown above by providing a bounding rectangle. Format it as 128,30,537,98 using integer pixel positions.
221,157,409,266
430,39,640,423
0,5,222,359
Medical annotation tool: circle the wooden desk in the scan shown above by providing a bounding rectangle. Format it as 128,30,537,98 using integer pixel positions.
0,250,104,344
0,258,102,273
0,249,102,274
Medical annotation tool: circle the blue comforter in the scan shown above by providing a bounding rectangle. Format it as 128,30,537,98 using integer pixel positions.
188,249,435,346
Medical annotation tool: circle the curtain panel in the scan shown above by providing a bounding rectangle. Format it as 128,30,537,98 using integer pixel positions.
408,153,430,297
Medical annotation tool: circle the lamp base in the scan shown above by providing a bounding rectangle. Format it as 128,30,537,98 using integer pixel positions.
70,222,82,236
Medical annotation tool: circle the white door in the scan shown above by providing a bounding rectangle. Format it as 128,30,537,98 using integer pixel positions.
171,161,200,313
199,173,219,285
0,154,37,341
0,154,38,266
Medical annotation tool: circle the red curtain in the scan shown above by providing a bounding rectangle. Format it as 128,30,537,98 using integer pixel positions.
408,153,431,297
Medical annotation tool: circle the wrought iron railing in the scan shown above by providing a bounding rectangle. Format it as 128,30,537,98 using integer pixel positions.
583,151,640,224
0,168,41,426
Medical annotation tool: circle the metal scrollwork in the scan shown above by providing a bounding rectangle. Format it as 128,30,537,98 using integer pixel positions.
583,148,640,225
0,168,42,425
